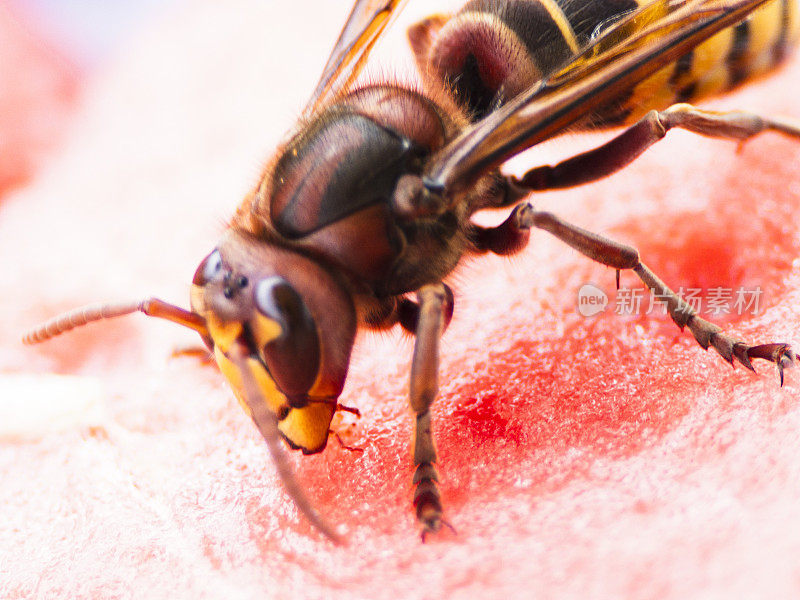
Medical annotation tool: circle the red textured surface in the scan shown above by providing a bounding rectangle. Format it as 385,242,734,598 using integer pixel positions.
0,2,77,196
2,1,800,598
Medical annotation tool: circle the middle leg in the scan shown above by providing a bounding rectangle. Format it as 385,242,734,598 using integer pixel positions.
512,104,800,194
408,283,452,539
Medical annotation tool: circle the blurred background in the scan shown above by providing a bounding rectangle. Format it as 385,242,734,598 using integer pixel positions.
6,0,170,68
0,0,175,197
0,0,434,200
3,2,800,598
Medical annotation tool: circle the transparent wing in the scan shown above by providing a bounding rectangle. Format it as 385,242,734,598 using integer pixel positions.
424,0,774,194
304,0,408,115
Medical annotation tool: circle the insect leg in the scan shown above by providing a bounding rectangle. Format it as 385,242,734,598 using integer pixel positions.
468,203,532,256
170,345,215,363
509,104,800,193
518,206,796,384
409,283,451,539
363,287,454,333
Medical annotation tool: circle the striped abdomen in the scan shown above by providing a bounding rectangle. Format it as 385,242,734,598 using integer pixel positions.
409,0,799,125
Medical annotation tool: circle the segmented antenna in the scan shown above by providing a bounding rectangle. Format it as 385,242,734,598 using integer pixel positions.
23,298,207,344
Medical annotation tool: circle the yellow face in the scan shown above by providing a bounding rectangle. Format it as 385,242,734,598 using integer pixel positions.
190,249,336,454
213,343,336,454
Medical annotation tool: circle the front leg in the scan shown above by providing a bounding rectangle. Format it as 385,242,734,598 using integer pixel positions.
409,283,451,539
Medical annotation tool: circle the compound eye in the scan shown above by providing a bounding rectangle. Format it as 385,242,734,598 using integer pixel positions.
254,277,321,397
193,249,223,286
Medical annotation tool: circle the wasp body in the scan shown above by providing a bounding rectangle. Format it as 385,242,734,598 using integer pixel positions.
24,0,800,541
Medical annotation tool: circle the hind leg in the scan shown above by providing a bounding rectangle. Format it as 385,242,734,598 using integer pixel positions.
467,201,795,383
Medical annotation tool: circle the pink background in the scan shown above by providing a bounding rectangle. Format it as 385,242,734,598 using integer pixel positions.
2,1,800,598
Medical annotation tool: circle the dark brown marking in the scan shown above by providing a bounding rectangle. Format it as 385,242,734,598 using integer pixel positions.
772,0,792,63
670,49,695,86
727,18,751,87
675,81,699,104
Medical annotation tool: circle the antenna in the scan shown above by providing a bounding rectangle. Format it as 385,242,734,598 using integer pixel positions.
23,298,208,344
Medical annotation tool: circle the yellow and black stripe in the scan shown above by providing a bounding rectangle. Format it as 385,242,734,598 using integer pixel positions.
462,0,641,77
589,0,800,124
441,0,798,124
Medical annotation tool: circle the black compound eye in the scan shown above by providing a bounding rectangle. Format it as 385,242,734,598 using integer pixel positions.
255,277,321,397
193,249,222,286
